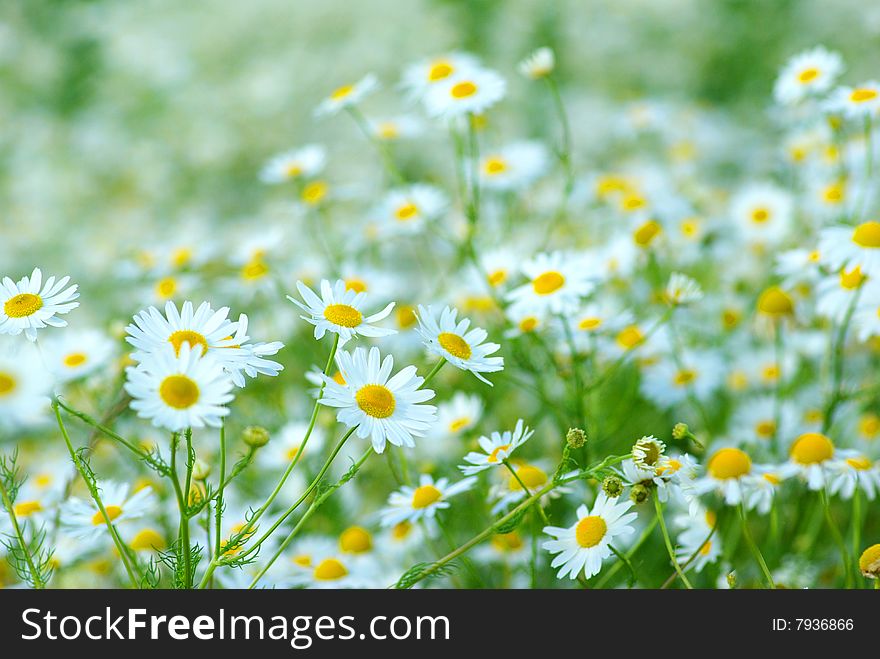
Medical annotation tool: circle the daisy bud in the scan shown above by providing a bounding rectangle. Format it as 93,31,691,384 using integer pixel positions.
192,459,211,481
566,427,586,449
630,483,650,504
672,423,689,441
602,475,623,498
727,572,738,589
243,425,270,448
859,544,880,579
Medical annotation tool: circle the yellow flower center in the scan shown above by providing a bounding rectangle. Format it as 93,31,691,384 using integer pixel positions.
615,325,644,350
846,456,872,471
763,473,781,485
396,305,417,329
313,558,348,580
241,259,269,281
707,447,752,480
395,202,419,221
339,526,373,553
377,122,399,140
510,465,547,491
578,317,602,331
449,416,471,432
797,67,819,83
324,303,363,328
519,316,539,333
392,521,412,540
130,528,165,551
722,309,741,329
823,182,844,204
751,207,770,224
859,413,880,439
699,540,713,556
575,515,607,548
790,432,834,465
491,531,524,552
853,221,880,248
4,293,43,318
168,330,209,356
284,163,303,178
92,505,123,526
757,286,794,317
487,269,507,287
158,374,200,409
484,157,507,175
286,446,300,461
293,554,311,567
14,501,42,517
156,277,177,299
428,61,453,81
355,384,395,418
330,84,353,101
437,332,472,359
850,88,878,103
411,484,442,509
0,372,16,396
755,420,777,438
332,371,346,385
633,220,662,247
344,278,368,293
840,266,867,290
859,544,880,577
302,181,328,205
63,352,88,368
450,81,477,98
487,444,511,464
532,271,565,295
674,369,696,386
621,194,646,211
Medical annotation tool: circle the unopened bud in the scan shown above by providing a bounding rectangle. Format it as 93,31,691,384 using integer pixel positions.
192,459,211,481
602,475,623,498
243,425,270,448
726,572,737,589
672,423,689,441
566,428,586,449
630,483,650,504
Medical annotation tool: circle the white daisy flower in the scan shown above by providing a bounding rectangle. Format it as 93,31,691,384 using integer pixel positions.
314,73,379,117
376,184,448,235
42,328,116,383
693,447,755,505
779,432,836,490
816,266,868,322
826,451,880,500
459,419,534,475
853,280,880,340
773,46,844,105
258,420,327,470
730,183,793,244
124,342,235,432
0,341,50,428
490,460,567,514
415,305,503,385
743,468,784,515
506,251,595,316
825,82,880,119
259,144,327,183
478,141,549,191
433,392,483,439
288,279,395,345
819,221,880,278
542,492,637,580
400,52,481,100
518,47,555,79
368,115,424,141
0,267,79,341
640,350,724,409
674,507,721,572
423,68,506,119
318,346,436,453
379,473,476,528
665,272,703,306
62,481,157,541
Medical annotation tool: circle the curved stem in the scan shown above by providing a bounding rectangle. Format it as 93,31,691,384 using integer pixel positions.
653,493,693,589
738,502,775,588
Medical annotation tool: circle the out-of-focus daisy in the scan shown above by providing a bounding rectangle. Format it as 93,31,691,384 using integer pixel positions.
826,82,880,119
853,281,880,340
368,115,423,141
400,52,481,100
780,432,836,490
258,420,326,469
415,305,503,385
433,392,483,439
376,184,448,235
665,272,703,306
518,47,555,79
423,68,506,119
379,473,476,528
125,343,235,432
318,346,436,453
314,73,379,117
641,350,725,408
827,451,879,500
286,538,378,589
0,267,79,341
506,251,595,316
62,481,156,541
0,341,50,428
542,492,637,580
674,507,721,573
816,266,868,321
459,419,533,475
819,221,880,278
730,183,793,244
744,467,784,515
773,47,844,105
42,329,116,383
289,279,395,345
478,141,549,191
259,144,326,183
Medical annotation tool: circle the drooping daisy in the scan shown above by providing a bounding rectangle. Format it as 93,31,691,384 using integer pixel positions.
125,343,235,432
816,266,868,322
780,432,836,490
518,47,555,80
415,305,503,385
400,52,481,100
318,346,436,453
314,73,379,117
460,419,534,475
0,341,50,428
730,183,793,244
42,328,116,383
379,473,476,528
62,481,156,541
664,272,703,306
0,268,79,341
506,251,595,316
288,279,395,345
376,184,448,235
819,221,880,278
825,82,880,119
259,144,327,183
542,492,637,580
773,46,844,105
826,451,880,500
423,68,506,119
478,141,549,191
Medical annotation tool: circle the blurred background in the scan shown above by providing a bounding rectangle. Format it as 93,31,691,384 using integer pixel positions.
3,0,880,272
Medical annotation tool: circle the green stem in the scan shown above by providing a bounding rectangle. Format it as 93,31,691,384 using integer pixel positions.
654,493,693,589
502,459,550,525
0,477,44,589
738,502,775,588
822,288,862,434
214,424,226,561
852,490,862,589
661,522,716,589
821,488,853,588
594,515,658,588
346,106,404,184
169,432,192,588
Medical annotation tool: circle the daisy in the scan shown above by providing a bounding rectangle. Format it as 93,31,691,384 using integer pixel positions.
258,420,326,469
506,251,595,316
400,52,481,100
478,141,549,191
743,468,785,515
490,460,568,514
376,184,448,235
674,507,721,572
0,341,50,428
423,67,506,119
693,447,754,505
826,451,880,500
518,47,555,79
664,272,703,306
285,538,380,589
314,73,379,117
433,392,483,439
853,281,880,340
819,222,880,278
816,266,868,321
42,328,116,383
124,342,235,431
459,419,534,475
639,350,724,408
368,115,424,141
318,346,437,453
379,473,476,528
288,279,395,345
62,481,156,541
542,492,637,580
259,144,327,183
826,82,880,119
0,267,79,341
780,432,836,490
773,47,844,105
730,183,793,244
730,396,796,446
415,305,503,385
